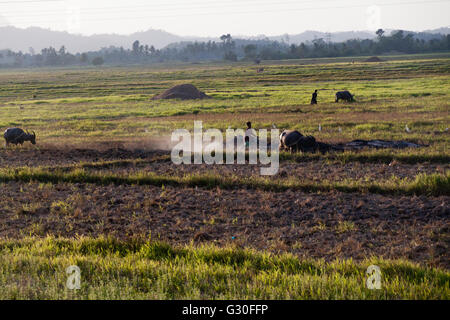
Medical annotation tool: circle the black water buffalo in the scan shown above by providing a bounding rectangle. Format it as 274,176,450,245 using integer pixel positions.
335,91,354,102
4,128,36,147
280,130,302,151
279,130,318,153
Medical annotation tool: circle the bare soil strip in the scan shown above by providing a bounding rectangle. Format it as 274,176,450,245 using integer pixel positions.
0,182,448,268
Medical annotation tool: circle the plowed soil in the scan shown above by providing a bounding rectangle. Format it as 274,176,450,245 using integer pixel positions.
0,147,448,268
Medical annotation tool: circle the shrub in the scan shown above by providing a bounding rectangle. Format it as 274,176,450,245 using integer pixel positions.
92,57,104,66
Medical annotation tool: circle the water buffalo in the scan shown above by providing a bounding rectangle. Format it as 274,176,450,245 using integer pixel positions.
279,130,318,153
4,128,36,147
335,91,354,102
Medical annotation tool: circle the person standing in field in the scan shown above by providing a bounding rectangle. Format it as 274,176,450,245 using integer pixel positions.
245,121,257,147
311,89,318,105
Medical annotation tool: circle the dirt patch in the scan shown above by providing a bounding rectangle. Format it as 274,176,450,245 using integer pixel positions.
0,146,168,167
0,146,448,269
0,182,448,268
365,56,384,62
0,138,178,167
151,84,209,100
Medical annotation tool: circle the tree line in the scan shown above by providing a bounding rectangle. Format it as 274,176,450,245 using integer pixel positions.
0,29,449,68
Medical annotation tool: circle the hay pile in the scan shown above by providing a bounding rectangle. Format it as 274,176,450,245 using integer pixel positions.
151,84,209,100
365,56,384,62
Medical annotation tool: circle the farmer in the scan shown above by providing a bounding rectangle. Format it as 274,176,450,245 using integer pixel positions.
245,121,257,147
311,89,318,105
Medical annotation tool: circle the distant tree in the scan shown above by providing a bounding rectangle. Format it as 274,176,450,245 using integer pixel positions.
298,43,308,58
220,34,237,61
312,38,327,56
132,40,140,54
376,29,385,39
92,56,104,66
80,53,88,63
41,47,59,65
224,51,237,61
244,44,257,60
220,34,231,43
392,30,404,40
220,34,235,50
1,29,450,68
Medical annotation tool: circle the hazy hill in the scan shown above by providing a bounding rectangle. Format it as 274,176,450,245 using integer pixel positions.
0,26,183,53
266,30,376,43
0,26,448,53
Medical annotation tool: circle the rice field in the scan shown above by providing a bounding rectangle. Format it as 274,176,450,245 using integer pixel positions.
0,54,449,299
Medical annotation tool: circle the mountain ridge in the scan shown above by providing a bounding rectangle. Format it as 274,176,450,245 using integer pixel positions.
1,26,448,53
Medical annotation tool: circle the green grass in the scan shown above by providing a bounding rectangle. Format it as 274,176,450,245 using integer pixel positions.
0,237,448,299
0,57,448,152
0,167,448,196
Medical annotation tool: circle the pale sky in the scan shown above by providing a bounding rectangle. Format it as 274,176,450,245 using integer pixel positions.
0,0,449,36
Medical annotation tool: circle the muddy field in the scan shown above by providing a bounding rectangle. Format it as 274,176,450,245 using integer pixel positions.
0,147,448,268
